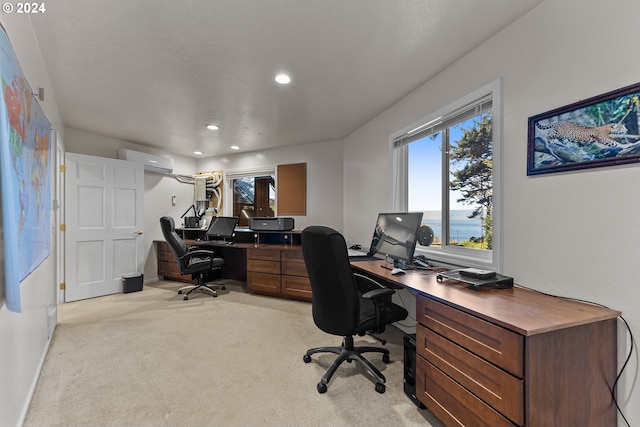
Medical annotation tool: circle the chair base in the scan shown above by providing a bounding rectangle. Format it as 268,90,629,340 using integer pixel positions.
303,336,389,394
178,282,226,300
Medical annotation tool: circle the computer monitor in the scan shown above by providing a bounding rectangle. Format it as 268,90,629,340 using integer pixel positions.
367,212,424,268
205,216,239,241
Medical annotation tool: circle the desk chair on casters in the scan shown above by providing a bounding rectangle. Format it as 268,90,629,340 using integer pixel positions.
159,216,226,300
301,225,408,394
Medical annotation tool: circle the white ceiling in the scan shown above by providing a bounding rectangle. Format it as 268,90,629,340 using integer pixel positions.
30,0,543,158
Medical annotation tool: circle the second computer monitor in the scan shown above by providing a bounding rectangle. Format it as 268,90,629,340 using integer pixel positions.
368,212,424,266
206,216,239,241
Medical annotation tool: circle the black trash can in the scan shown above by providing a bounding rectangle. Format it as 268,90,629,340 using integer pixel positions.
122,273,144,293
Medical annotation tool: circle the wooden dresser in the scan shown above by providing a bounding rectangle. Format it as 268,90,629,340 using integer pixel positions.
349,261,621,427
247,245,311,301
414,288,619,427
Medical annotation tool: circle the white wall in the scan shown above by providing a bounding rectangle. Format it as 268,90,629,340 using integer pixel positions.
63,128,198,281
343,0,639,425
197,139,344,234
0,13,63,427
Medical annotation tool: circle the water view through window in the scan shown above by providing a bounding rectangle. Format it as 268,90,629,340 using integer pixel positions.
408,112,492,250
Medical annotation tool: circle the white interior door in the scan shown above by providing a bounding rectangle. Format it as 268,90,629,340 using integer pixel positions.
65,153,144,302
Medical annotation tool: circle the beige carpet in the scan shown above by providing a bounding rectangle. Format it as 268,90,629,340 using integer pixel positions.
24,280,444,427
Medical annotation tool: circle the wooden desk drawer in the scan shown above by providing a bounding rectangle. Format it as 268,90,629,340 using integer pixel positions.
417,296,523,377
158,261,170,276
248,272,281,295
281,249,304,261
156,242,169,258
417,358,516,427
247,259,281,274
282,260,308,277
417,324,523,425
247,248,281,261
281,275,311,300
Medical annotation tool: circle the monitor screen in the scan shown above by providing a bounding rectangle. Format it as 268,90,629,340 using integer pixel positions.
205,216,239,239
367,212,423,263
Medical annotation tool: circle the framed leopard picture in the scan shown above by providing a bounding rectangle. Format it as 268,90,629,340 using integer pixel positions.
527,81,640,175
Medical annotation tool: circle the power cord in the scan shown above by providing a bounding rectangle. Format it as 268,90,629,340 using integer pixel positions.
514,284,635,427
393,287,419,329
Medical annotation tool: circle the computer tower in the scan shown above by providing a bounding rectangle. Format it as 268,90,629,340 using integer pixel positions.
403,333,426,409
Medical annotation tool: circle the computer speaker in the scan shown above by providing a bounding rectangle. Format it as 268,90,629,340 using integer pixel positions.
417,225,434,246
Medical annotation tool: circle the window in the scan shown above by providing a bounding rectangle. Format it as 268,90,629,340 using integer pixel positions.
391,79,502,269
226,168,275,227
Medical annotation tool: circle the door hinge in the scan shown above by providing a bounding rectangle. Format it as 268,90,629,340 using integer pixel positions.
59,282,66,290
59,224,66,231
59,165,66,173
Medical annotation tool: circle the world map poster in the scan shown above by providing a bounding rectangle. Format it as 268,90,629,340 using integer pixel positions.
0,26,52,313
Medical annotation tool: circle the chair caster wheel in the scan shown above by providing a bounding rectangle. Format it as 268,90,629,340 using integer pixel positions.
178,290,183,294
183,296,188,300
382,354,390,363
317,382,327,393
213,294,218,298
303,354,311,363
221,285,226,290
375,383,386,394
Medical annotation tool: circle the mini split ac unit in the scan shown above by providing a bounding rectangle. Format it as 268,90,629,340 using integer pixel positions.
117,149,174,174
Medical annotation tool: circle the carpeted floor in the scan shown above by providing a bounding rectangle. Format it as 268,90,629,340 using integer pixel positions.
24,280,444,427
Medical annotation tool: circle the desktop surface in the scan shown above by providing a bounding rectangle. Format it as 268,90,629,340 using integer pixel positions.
350,260,620,336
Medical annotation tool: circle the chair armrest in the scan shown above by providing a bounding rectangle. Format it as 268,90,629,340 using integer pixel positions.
354,272,387,293
178,249,225,271
184,249,218,258
355,274,397,334
361,288,394,300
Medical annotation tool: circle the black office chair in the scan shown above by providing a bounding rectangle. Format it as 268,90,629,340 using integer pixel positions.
159,216,226,300
301,225,409,394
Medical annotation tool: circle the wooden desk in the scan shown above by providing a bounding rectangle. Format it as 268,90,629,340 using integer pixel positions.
351,260,621,427
155,239,311,302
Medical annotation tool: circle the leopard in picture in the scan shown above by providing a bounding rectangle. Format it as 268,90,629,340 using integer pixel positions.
536,121,627,148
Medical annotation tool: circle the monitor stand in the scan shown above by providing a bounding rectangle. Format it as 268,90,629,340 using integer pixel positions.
394,259,414,270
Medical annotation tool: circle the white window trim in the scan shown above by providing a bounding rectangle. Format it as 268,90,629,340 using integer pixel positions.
390,78,503,271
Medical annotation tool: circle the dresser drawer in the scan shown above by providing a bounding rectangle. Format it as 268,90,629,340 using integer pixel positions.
247,259,281,274
417,358,516,427
281,249,304,261
281,259,308,277
417,324,524,425
158,260,170,276
281,275,311,300
417,296,523,377
247,272,281,295
247,248,281,261
156,241,169,259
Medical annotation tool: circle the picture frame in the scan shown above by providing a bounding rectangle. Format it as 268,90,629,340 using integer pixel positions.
527,82,640,175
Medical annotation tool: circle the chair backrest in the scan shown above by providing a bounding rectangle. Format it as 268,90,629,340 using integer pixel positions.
301,226,360,336
159,216,189,267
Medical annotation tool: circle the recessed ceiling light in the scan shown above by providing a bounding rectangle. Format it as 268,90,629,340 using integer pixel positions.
206,124,219,130
275,74,291,84
230,145,240,150
194,151,203,155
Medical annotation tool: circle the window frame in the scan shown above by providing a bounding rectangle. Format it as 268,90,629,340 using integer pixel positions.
390,78,503,270
224,167,276,224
